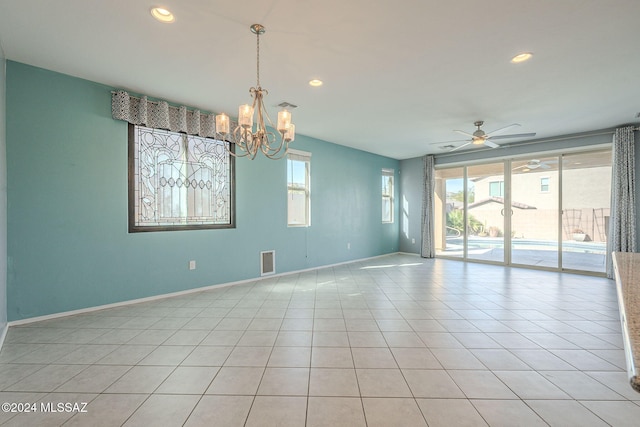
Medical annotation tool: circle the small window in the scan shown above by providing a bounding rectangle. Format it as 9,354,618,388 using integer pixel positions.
540,177,550,192
128,124,235,232
382,168,394,223
287,150,311,227
489,181,504,197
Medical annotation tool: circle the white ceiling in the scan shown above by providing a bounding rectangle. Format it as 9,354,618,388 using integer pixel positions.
1,0,639,159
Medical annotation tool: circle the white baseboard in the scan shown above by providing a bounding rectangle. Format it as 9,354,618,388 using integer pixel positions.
8,252,398,327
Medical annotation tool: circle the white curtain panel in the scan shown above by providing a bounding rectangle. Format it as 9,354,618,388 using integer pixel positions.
607,125,637,278
421,155,436,258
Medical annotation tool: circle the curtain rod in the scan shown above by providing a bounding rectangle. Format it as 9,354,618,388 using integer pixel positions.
113,90,640,135
110,90,182,104
502,127,639,146
502,127,640,147
436,127,639,159
110,90,212,113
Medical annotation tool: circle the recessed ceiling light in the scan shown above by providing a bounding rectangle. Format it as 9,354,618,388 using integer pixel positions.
309,79,323,87
511,52,533,63
150,7,175,23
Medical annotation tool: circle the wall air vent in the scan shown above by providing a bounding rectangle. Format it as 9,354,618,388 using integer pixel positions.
260,250,276,276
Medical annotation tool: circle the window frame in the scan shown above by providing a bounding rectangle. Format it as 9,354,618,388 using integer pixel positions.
540,176,550,193
287,149,311,227
128,124,236,232
382,168,395,223
489,180,505,197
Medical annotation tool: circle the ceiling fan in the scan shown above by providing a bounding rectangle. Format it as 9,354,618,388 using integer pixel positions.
513,159,556,171
432,120,536,152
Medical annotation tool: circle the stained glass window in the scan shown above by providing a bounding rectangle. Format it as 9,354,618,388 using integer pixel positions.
129,124,235,232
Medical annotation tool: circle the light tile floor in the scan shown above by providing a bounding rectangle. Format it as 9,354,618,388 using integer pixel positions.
1,254,639,426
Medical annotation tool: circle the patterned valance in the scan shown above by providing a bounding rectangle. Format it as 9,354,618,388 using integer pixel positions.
111,90,229,138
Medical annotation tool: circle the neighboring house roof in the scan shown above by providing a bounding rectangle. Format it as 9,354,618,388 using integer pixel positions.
468,197,537,210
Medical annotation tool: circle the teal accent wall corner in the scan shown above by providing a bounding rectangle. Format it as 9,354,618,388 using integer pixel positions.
0,45,7,332
5,61,399,321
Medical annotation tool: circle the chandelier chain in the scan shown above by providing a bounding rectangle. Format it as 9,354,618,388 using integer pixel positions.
256,31,260,87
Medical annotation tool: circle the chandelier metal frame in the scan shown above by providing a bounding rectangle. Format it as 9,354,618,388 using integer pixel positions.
215,24,295,160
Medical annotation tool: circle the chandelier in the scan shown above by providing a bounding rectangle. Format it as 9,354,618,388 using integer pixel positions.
215,24,295,160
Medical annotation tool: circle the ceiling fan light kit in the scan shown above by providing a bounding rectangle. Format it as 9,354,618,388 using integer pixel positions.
471,121,487,144
513,158,555,172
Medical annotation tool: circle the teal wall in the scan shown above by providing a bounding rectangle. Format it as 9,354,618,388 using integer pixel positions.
0,46,7,332
6,61,399,321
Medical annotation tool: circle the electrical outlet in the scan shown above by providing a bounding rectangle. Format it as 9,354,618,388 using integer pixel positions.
347,243,351,250
189,260,196,270
412,238,415,244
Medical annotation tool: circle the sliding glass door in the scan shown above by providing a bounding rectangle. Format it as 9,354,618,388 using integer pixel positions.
434,167,464,258
466,162,506,264
510,156,559,268
561,151,611,273
434,149,611,274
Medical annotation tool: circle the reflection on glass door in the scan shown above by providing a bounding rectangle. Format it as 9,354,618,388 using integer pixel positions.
561,151,611,273
434,167,464,258
466,163,505,263
510,157,559,268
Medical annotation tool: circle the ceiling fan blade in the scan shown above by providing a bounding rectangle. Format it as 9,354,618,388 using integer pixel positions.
486,123,520,136
484,140,499,148
453,130,475,138
540,163,551,169
449,142,471,152
428,138,470,145
489,132,536,140
512,164,527,170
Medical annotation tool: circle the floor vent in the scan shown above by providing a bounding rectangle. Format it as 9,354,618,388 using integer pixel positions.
260,250,275,276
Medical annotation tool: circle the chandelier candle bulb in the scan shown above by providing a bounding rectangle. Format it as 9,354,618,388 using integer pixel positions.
277,110,292,133
239,104,253,128
215,113,230,134
284,123,296,142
